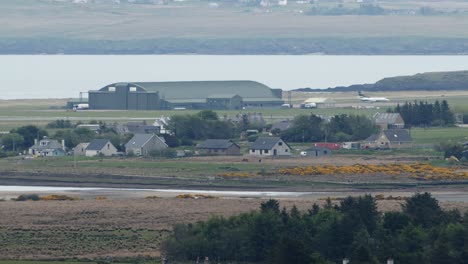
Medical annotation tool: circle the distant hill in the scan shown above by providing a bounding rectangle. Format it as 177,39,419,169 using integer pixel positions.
294,71,468,92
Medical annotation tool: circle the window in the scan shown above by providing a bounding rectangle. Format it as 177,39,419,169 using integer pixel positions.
278,142,283,146
264,150,269,154
285,149,288,152
108,87,116,92
107,144,110,150
129,87,137,92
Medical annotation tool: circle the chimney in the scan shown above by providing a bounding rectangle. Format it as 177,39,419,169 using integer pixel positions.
343,259,350,264
62,139,66,151
387,259,394,264
34,139,38,145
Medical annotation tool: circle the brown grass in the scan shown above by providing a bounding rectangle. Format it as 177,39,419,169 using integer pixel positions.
0,196,466,259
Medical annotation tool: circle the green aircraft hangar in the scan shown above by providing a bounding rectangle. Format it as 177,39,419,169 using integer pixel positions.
88,81,284,110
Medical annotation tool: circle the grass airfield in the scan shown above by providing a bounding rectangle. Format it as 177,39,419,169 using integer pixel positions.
1,90,467,143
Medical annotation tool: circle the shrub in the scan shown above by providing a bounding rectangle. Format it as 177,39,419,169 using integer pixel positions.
247,134,259,142
13,194,40,201
40,195,78,201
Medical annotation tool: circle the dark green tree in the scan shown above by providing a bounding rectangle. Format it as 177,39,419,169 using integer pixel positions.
402,192,443,228
11,125,48,148
1,133,24,151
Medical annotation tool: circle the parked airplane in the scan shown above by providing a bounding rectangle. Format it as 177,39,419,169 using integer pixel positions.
358,91,390,102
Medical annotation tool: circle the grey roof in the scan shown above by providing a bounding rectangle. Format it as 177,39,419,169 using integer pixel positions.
364,133,379,142
86,139,112,151
30,139,63,150
271,120,292,131
374,113,404,124
125,134,166,148
250,137,284,150
198,139,239,149
99,81,282,102
383,129,413,142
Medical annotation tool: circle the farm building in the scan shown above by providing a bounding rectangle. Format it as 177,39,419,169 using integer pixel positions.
88,81,283,110
301,147,332,157
125,134,168,157
363,129,413,149
314,142,340,150
197,139,241,156
249,137,291,157
373,112,405,130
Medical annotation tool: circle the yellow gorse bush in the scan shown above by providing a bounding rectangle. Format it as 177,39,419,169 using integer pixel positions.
277,163,468,180
218,172,255,177
39,195,78,201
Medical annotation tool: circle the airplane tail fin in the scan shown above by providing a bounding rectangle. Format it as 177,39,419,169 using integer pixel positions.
358,91,365,97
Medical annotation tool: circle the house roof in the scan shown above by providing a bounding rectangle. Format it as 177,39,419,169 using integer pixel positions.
198,139,239,149
364,133,379,142
374,113,404,124
383,129,413,142
250,137,285,150
86,139,111,151
30,138,63,150
125,134,167,148
271,120,292,131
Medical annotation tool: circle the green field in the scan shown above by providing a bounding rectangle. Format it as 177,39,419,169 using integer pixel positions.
411,127,468,144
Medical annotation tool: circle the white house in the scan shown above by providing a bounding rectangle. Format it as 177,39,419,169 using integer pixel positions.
85,139,118,157
29,137,66,157
250,137,291,157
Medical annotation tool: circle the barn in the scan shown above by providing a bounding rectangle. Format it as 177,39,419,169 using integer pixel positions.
88,81,283,110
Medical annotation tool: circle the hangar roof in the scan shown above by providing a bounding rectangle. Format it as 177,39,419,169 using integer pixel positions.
101,81,282,102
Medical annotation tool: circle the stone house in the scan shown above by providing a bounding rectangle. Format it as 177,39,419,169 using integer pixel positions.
85,139,118,157
125,134,168,157
73,142,90,156
373,113,405,130
363,129,413,149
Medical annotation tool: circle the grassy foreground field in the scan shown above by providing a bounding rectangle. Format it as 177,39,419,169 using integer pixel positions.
0,194,466,261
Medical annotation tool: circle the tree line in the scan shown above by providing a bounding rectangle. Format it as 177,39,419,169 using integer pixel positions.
388,100,455,127
279,114,377,143
0,122,131,154
163,193,467,264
